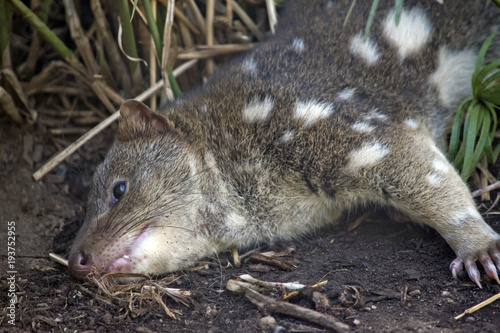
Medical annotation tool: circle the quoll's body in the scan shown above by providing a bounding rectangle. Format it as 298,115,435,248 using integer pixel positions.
69,0,500,286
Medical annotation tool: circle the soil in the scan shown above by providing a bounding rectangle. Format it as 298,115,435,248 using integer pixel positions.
1,117,500,333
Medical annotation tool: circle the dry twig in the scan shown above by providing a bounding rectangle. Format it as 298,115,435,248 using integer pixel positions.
205,0,215,75
231,0,265,41
455,291,500,319
249,252,296,270
245,288,349,332
265,0,278,34
472,180,500,198
32,59,198,181
177,43,254,59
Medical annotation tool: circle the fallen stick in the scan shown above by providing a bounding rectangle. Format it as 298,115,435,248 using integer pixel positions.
244,288,349,333
282,280,328,301
49,252,68,266
32,59,198,181
455,291,500,319
231,247,241,267
471,180,500,198
177,43,254,59
249,252,296,271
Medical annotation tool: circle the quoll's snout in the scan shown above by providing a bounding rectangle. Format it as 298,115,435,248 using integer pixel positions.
68,249,95,280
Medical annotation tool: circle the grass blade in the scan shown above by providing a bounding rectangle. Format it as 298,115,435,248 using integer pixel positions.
364,0,379,39
118,0,140,76
471,109,489,169
474,59,500,95
0,0,10,67
394,0,403,25
483,85,500,104
472,32,498,94
449,98,471,161
460,101,480,180
8,0,75,63
343,0,357,26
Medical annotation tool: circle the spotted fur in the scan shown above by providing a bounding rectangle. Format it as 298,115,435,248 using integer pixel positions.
69,0,500,287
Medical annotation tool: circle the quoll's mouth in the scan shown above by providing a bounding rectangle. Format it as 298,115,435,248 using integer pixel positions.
106,223,153,274
68,223,153,279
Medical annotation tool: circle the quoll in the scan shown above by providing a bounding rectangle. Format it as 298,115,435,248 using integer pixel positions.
68,0,500,287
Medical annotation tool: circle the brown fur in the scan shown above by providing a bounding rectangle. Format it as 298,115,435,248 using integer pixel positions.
68,0,500,285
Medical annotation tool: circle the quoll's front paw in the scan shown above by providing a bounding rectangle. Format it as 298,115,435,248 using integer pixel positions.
450,238,500,288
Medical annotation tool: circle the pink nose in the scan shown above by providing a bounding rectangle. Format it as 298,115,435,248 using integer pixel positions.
68,250,94,279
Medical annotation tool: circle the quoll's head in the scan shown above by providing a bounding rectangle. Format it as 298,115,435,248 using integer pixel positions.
68,100,207,279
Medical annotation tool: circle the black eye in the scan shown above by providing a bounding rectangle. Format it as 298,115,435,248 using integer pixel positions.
112,180,127,205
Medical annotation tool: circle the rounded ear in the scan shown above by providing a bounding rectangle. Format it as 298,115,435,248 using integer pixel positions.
118,100,180,141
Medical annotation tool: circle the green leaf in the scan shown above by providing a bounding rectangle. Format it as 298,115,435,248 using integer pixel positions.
364,0,380,39
131,0,139,21
470,109,489,169
473,59,500,95
343,0,357,27
449,98,471,161
477,63,500,92
485,101,498,141
493,143,500,162
482,85,500,104
394,0,403,25
460,101,480,180
472,32,498,86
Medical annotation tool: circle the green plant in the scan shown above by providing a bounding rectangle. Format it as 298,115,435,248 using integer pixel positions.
448,32,500,180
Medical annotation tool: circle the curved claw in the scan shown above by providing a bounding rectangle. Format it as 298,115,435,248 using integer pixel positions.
450,258,463,279
450,240,500,287
479,253,500,284
464,259,482,288
492,251,500,271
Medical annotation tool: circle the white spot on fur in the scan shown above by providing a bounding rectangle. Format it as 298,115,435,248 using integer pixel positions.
432,159,452,173
279,130,296,143
452,211,469,225
452,207,483,225
428,142,446,158
226,211,248,228
364,109,388,121
349,33,380,66
426,172,443,186
292,38,306,53
429,47,476,107
352,122,375,133
242,97,274,123
404,118,418,129
467,206,482,220
204,151,217,169
337,88,357,101
200,104,208,113
347,141,390,169
187,153,199,178
382,7,432,59
294,100,334,127
242,58,257,72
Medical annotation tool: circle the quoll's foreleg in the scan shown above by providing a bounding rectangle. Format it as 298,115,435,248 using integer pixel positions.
353,131,500,287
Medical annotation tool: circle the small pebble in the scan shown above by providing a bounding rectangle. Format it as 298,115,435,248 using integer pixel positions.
441,291,452,297
409,289,421,296
465,316,476,323
353,319,361,326
205,306,217,316
258,316,276,329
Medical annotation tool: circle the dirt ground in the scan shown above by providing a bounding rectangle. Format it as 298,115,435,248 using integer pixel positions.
1,116,500,333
